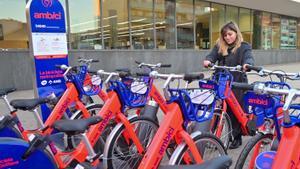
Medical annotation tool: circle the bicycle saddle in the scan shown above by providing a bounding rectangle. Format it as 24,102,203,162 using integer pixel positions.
0,88,16,97
10,98,49,110
53,116,102,135
159,155,232,169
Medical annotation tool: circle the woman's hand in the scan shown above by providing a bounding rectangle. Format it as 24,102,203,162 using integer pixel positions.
243,64,250,72
203,60,212,68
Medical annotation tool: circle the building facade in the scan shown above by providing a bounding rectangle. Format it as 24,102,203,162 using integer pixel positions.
0,0,300,89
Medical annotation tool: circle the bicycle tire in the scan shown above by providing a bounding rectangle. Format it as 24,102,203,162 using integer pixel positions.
169,132,227,165
210,109,232,150
103,116,159,169
234,133,274,169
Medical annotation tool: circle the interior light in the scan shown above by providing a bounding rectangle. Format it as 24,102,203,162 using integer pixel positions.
290,0,300,3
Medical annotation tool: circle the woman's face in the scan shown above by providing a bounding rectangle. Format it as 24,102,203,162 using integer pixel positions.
223,30,237,45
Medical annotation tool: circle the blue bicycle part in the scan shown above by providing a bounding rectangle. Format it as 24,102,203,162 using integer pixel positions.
0,137,57,169
65,65,102,98
0,116,22,139
168,87,216,124
255,151,276,169
109,76,151,112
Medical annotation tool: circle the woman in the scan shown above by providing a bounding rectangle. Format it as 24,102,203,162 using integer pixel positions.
203,21,255,149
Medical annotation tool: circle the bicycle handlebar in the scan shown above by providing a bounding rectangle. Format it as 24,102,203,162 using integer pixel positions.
231,82,254,91
78,57,99,63
208,64,243,72
135,61,172,69
149,71,204,89
245,65,262,72
246,66,300,80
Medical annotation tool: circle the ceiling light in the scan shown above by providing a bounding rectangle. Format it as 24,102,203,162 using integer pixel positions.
290,0,300,3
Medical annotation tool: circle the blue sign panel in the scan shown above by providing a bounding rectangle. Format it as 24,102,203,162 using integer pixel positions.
29,0,66,33
27,0,68,121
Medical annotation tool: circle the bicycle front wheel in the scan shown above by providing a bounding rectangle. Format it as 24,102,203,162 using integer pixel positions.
234,133,274,169
210,109,232,150
169,132,226,165
103,116,159,169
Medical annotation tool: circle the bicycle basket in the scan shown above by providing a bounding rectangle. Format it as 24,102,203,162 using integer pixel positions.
168,88,216,123
110,76,151,108
68,66,102,96
212,72,233,99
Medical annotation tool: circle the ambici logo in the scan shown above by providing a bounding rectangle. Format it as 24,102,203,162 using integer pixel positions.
159,127,175,155
34,12,62,20
42,0,53,8
0,158,19,168
200,83,214,89
248,98,269,106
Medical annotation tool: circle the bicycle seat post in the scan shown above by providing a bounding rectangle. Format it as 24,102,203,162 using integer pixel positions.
81,132,97,162
1,95,14,112
32,108,45,128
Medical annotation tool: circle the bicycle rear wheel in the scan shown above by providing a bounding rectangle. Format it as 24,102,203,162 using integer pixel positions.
234,133,274,169
103,116,159,169
169,132,226,165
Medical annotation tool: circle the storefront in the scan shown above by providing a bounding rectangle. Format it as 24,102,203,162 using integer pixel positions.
0,0,300,90
0,0,300,50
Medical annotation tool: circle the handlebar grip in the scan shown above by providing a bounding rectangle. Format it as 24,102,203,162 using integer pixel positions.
161,64,172,68
231,82,254,90
115,68,130,73
55,64,69,70
55,64,62,69
92,59,99,63
184,73,205,82
135,60,142,65
246,65,262,72
207,63,215,68
88,70,98,75
119,71,131,78
135,72,150,77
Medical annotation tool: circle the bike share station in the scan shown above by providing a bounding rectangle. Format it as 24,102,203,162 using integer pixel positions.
27,0,68,122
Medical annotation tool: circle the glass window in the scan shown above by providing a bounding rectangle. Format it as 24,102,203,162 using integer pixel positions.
297,18,300,49
239,8,251,44
155,0,176,49
261,12,272,50
103,0,130,49
176,0,193,49
195,0,210,49
281,17,297,49
225,6,238,24
0,0,28,49
211,3,225,48
130,0,154,49
69,0,102,49
252,10,262,49
271,14,280,49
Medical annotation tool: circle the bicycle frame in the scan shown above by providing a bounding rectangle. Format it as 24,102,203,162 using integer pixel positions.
273,124,300,169
0,66,108,141
138,101,203,169
50,79,150,168
18,82,94,140
210,70,254,136
224,85,254,135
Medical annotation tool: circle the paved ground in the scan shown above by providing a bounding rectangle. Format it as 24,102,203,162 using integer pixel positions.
1,62,300,168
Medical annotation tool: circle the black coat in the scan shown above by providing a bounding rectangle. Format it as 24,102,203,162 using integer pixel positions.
205,42,254,83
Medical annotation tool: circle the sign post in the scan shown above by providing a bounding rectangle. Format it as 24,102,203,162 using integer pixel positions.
26,0,68,121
